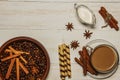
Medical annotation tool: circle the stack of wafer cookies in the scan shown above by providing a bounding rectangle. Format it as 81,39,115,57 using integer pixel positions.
58,44,71,80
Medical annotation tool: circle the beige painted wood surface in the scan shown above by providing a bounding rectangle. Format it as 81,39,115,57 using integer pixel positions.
1,0,120,2
0,0,120,80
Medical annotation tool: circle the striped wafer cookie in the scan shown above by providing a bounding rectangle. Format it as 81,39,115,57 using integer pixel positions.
63,44,68,77
58,45,65,80
63,44,71,78
58,44,72,80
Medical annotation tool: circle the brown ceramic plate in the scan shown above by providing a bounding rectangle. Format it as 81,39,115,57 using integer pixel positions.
0,36,50,80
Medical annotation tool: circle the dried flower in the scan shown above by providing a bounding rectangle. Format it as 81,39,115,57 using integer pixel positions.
66,22,74,31
70,40,79,50
83,30,93,39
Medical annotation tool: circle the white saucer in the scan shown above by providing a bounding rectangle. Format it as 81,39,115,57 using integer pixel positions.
85,39,119,79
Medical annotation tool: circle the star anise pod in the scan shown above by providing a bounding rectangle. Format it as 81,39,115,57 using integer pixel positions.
66,22,74,31
70,40,79,50
31,66,39,75
83,30,93,39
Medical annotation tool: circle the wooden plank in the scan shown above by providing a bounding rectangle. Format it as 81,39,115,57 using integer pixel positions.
2,0,120,3
0,2,120,30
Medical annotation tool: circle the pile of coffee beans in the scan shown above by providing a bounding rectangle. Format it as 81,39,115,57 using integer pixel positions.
0,40,48,80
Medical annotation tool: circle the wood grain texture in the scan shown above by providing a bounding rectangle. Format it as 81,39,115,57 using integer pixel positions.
1,0,120,3
0,2,120,30
0,1,120,80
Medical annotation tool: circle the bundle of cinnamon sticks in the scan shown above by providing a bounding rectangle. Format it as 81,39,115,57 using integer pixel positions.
74,47,97,76
1,46,29,80
99,7,119,31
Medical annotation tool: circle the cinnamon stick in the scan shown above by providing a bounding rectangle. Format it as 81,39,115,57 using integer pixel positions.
17,51,30,55
9,46,28,64
108,18,119,30
6,58,15,79
99,7,119,31
75,47,97,75
5,49,12,53
100,7,118,24
75,57,97,75
82,47,97,74
75,57,83,66
4,47,30,80
79,51,87,75
1,54,20,62
19,61,29,74
82,47,91,68
16,58,20,80
82,47,90,61
99,10,119,30
79,57,88,75
79,50,97,74
5,52,15,79
99,10,113,28
19,56,27,64
5,49,30,55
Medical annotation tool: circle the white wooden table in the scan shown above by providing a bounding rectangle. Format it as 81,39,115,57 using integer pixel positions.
0,0,120,80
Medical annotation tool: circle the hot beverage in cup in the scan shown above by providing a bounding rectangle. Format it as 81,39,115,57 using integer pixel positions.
90,44,119,74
